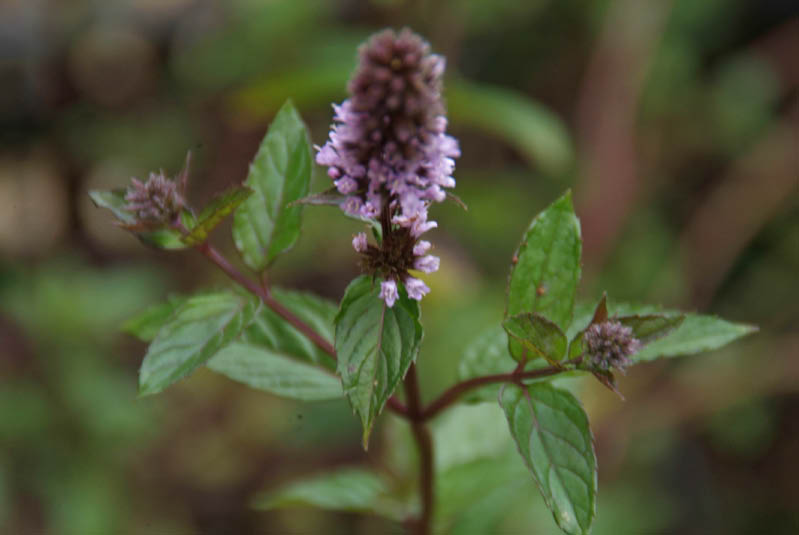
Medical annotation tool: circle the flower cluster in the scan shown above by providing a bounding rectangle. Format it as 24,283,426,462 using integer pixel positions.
124,170,184,225
316,28,459,306
352,217,440,307
583,321,642,372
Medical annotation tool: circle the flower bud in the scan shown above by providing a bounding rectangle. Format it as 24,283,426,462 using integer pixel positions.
583,321,641,372
124,171,184,224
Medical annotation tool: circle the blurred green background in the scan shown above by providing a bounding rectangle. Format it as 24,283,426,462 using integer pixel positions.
1,0,797,533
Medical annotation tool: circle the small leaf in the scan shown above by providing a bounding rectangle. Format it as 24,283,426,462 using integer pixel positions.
233,100,312,271
500,382,597,535
617,314,684,345
457,326,515,403
253,468,407,521
207,342,342,401
507,191,581,332
633,314,757,362
181,186,253,246
138,291,260,395
243,288,337,370
335,276,423,448
123,296,186,342
503,312,567,364
89,189,190,250
89,189,136,224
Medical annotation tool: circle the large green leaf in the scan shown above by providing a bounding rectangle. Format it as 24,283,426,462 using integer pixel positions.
89,189,189,250
568,299,756,363
507,191,581,362
207,342,342,401
138,292,260,395
500,382,597,535
503,312,568,364
242,288,337,370
252,468,407,521
335,276,423,448
233,100,312,271
181,186,253,246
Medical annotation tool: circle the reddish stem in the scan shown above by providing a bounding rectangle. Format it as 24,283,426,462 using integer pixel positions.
403,364,434,535
420,366,563,421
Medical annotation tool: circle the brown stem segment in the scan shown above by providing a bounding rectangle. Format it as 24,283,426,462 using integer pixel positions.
403,363,434,535
420,366,563,421
196,242,336,356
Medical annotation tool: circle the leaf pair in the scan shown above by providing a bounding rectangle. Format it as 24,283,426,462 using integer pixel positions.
128,288,343,401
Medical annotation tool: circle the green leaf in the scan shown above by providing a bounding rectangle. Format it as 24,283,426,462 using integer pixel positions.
232,100,312,271
335,276,423,448
633,314,756,362
252,468,406,521
207,342,342,401
123,296,186,342
447,79,575,177
181,186,253,246
89,189,191,250
457,326,516,403
503,312,568,364
507,191,581,360
568,299,756,362
138,291,260,395
243,288,337,370
500,382,597,535
618,314,685,345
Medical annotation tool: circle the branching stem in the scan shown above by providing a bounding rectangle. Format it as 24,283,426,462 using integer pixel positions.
189,236,573,535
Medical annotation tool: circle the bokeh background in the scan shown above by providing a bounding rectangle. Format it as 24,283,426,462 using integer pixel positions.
1,0,797,533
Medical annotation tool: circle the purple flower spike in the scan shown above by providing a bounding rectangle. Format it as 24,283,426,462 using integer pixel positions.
322,29,459,306
316,28,459,229
379,279,399,307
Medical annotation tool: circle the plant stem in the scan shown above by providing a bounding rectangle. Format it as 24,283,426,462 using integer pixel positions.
196,242,336,356
403,363,434,535
420,366,563,421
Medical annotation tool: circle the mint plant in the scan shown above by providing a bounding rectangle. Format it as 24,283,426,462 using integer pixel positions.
91,28,755,535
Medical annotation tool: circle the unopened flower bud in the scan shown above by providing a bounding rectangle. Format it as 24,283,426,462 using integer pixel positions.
124,171,184,224
583,321,641,372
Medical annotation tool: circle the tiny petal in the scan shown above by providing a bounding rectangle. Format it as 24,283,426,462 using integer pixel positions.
413,240,431,256
413,255,439,273
335,176,358,194
352,232,368,253
379,279,399,307
411,218,437,238
404,276,430,301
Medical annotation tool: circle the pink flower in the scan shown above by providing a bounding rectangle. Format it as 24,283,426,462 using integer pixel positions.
379,279,399,307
